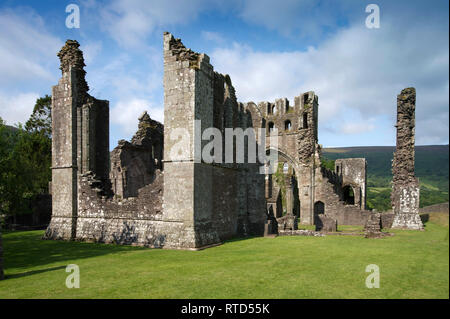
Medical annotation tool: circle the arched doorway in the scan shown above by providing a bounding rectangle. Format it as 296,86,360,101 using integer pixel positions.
265,149,300,219
314,201,325,226
343,185,355,205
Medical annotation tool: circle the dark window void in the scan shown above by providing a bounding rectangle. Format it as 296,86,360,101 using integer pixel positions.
285,120,292,131
343,186,355,205
336,165,340,174
303,113,308,129
267,104,271,114
303,93,308,104
268,122,275,133
314,201,325,225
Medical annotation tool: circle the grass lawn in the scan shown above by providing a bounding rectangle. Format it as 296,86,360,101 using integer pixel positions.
0,215,448,299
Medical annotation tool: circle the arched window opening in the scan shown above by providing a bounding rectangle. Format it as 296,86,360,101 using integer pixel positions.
343,186,355,205
272,105,276,115
285,120,292,131
283,162,289,174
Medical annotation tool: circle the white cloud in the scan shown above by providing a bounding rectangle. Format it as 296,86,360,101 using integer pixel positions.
238,0,355,38
0,8,61,127
110,98,163,136
81,42,103,65
0,91,39,126
210,19,449,144
201,31,225,44
0,8,61,85
100,0,213,48
340,122,375,135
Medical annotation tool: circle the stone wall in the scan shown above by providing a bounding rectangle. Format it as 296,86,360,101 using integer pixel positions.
246,91,370,226
47,34,267,250
162,32,266,248
391,88,423,230
246,92,321,225
335,158,367,209
110,111,163,199
419,202,449,214
380,212,395,229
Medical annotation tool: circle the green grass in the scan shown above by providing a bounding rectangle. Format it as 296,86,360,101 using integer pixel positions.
0,218,448,299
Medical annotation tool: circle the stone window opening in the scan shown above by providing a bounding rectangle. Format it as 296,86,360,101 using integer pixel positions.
343,185,355,205
285,120,292,131
303,93,308,104
314,201,325,226
285,100,290,113
268,122,275,133
302,113,308,129
272,105,276,114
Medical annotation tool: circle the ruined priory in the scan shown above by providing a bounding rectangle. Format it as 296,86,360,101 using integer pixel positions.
44,33,423,250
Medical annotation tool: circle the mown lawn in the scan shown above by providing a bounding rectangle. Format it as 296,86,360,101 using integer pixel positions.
0,217,448,299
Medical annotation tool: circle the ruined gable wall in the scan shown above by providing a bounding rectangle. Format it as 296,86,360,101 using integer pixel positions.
246,91,372,226
246,92,320,225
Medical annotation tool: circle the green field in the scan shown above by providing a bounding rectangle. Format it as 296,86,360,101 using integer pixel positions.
1,214,448,299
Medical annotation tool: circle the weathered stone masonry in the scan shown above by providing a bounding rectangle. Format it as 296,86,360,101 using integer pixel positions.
45,34,266,249
162,32,266,247
391,87,423,230
45,33,410,250
245,92,372,228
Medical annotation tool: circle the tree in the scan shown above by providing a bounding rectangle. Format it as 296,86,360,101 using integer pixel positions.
0,95,52,224
25,95,52,138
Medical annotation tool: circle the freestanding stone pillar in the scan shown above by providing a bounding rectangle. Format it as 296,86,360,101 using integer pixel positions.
391,88,423,230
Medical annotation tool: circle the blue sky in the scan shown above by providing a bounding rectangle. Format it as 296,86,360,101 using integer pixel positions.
0,0,448,149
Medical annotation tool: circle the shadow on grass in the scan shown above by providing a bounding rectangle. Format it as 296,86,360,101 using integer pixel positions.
3,230,145,271
5,265,66,279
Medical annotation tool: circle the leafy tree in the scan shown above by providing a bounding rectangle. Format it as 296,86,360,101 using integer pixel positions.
25,95,52,138
0,95,52,224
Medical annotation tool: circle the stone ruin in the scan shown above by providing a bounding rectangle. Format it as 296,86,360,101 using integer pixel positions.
44,33,422,249
44,34,265,249
391,88,423,230
246,89,373,232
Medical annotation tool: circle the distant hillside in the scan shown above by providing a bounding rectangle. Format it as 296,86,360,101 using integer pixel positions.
322,145,449,211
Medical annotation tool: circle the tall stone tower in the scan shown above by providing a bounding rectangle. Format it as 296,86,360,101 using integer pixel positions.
391,87,423,230
297,92,319,224
162,32,265,248
45,40,110,240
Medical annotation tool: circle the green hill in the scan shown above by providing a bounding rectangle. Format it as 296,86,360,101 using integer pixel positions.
322,145,449,211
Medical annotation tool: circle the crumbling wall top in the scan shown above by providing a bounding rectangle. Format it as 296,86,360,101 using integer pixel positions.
163,32,210,68
57,39,89,95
